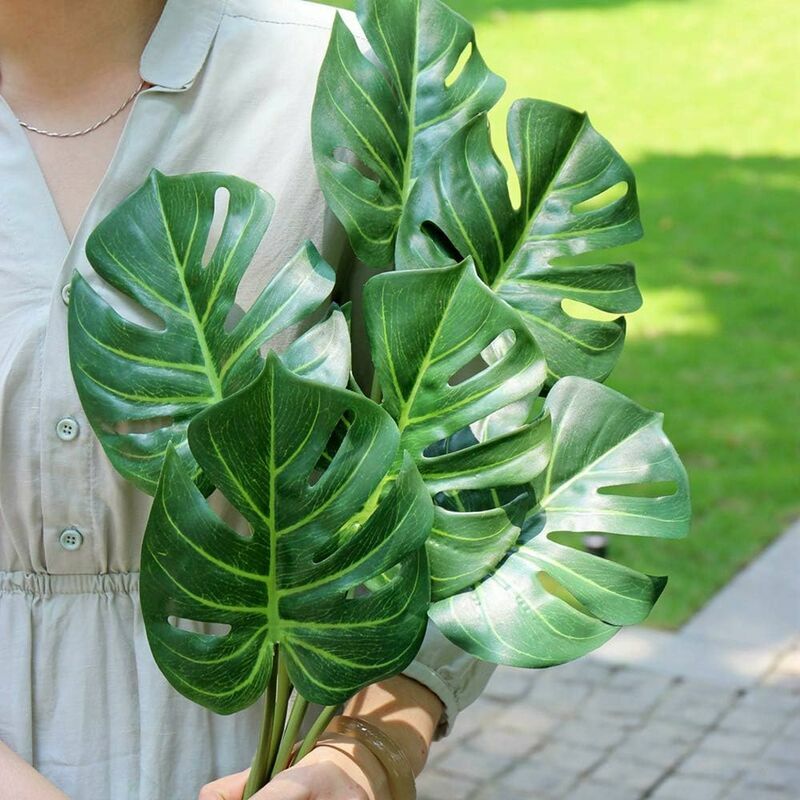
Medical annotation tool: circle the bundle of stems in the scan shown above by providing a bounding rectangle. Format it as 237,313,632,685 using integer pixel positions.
242,647,341,798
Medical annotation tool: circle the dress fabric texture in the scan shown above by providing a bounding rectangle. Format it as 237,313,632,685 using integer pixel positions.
0,1,496,798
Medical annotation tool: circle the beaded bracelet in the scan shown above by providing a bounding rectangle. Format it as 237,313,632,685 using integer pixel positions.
316,715,417,800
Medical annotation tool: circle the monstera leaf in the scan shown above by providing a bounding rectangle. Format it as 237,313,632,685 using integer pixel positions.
362,261,551,599
396,99,644,383
364,261,550,489
141,353,432,713
68,170,345,494
312,0,504,265
429,377,690,666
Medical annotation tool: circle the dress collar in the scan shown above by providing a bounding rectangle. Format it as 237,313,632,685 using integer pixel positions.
139,0,227,90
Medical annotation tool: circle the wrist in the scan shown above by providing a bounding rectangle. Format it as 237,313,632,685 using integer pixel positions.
344,675,443,774
310,739,389,800
316,715,417,800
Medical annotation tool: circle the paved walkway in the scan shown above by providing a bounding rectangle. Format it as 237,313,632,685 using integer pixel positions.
417,524,800,800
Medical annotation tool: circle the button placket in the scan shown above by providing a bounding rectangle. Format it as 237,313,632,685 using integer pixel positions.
41,276,94,569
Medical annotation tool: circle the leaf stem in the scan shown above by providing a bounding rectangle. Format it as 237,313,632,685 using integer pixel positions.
293,704,340,764
265,652,293,777
242,648,279,799
269,694,309,779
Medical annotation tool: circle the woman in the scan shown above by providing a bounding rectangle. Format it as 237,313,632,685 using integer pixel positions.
0,0,495,798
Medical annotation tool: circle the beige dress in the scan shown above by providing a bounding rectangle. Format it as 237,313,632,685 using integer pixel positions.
0,1,495,797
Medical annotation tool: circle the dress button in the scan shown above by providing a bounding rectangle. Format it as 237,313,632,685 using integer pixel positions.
56,416,80,441
59,527,84,551
61,283,71,305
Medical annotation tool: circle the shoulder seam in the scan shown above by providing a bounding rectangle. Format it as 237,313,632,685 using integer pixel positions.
223,12,367,42
224,12,330,32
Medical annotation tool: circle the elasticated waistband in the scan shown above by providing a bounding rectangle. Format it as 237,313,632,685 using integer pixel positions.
0,570,140,597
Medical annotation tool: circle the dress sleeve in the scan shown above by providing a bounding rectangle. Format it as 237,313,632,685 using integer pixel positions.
331,239,496,739
403,622,496,738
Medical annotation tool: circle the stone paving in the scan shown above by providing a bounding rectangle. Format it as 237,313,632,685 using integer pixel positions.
417,525,800,800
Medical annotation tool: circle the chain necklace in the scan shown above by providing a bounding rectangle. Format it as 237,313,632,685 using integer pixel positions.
17,79,146,138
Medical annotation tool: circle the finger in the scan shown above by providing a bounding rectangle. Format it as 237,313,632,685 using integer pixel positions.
198,769,250,800
252,773,310,800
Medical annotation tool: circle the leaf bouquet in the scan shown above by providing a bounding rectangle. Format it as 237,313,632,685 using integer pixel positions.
67,0,690,796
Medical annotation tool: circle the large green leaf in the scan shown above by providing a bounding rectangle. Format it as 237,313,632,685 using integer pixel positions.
68,170,342,494
363,261,551,600
141,353,432,713
396,99,644,383
364,261,550,491
430,377,690,665
312,0,504,266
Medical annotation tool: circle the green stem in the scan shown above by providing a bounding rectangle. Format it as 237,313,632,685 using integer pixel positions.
264,654,293,778
293,704,340,765
269,695,309,779
242,648,279,799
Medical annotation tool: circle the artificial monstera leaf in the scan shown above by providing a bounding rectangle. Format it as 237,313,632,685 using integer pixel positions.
429,377,690,666
312,0,504,266
141,353,432,713
396,99,644,384
363,261,551,598
364,261,550,491
68,170,345,494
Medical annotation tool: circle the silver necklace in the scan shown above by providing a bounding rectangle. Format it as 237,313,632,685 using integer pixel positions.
17,79,146,138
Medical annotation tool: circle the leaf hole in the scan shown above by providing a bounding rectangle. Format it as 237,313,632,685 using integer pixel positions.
597,481,678,499
202,186,231,268
207,489,254,539
224,302,246,334
447,352,489,387
333,147,381,185
420,221,463,263
549,245,631,269
548,531,614,563
547,530,670,584
445,42,473,88
572,181,628,214
535,570,587,612
309,409,356,487
481,329,517,364
110,416,174,435
561,299,621,322
92,282,167,331
167,616,232,636
446,329,516,387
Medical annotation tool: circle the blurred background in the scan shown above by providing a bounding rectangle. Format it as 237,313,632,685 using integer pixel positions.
315,2,799,798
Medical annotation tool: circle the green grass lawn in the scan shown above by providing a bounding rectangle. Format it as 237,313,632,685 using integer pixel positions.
315,0,800,627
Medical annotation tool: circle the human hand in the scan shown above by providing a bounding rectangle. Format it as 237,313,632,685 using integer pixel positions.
198,739,390,800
